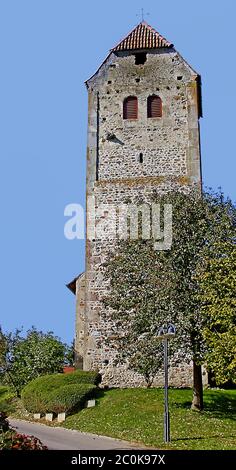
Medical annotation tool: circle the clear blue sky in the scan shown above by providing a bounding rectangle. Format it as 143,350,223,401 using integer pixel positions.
0,0,235,344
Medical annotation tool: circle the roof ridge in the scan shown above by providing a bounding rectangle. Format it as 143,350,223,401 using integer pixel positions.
111,22,173,52
110,22,141,51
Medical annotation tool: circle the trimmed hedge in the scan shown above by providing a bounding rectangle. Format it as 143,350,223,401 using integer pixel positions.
21,370,100,414
45,384,96,413
60,370,101,386
22,383,96,414
22,370,101,395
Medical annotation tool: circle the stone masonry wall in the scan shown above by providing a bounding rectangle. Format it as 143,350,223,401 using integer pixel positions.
99,53,190,180
78,48,202,388
74,274,86,369
84,180,194,387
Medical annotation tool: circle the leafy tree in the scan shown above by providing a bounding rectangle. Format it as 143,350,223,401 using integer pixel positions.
0,328,22,390
103,189,236,410
0,328,67,395
125,335,164,388
0,327,7,370
64,340,75,366
198,242,236,385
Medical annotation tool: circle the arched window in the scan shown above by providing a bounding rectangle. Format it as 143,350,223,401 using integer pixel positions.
147,95,162,118
123,96,138,120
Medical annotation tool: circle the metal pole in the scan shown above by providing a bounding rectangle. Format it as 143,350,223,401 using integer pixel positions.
164,338,170,443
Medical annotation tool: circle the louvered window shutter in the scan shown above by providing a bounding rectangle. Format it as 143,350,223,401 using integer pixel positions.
147,96,162,118
123,97,138,119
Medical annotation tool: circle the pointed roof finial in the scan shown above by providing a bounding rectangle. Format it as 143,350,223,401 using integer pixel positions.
136,8,150,22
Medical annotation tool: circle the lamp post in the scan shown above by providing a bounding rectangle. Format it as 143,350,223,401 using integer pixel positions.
157,323,176,443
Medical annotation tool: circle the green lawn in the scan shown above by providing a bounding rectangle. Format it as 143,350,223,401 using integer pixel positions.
64,388,236,450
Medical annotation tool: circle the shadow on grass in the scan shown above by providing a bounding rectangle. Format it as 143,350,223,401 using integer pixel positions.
173,434,236,442
204,391,236,419
73,388,106,413
94,388,106,401
173,391,236,420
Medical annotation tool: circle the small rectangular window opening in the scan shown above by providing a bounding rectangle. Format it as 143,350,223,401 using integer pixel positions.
135,53,147,65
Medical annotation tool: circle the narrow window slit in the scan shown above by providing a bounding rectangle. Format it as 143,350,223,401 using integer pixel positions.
139,153,143,163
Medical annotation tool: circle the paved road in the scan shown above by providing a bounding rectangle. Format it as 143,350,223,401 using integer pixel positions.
9,419,136,450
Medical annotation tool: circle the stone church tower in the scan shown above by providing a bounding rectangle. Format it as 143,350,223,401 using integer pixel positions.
67,22,202,387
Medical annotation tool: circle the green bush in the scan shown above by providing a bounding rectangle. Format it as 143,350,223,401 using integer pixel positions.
22,370,100,414
0,385,15,401
0,386,16,414
61,370,101,386
44,384,96,413
0,386,9,398
23,370,100,392
1,431,48,450
0,412,48,450
22,383,96,414
0,411,10,432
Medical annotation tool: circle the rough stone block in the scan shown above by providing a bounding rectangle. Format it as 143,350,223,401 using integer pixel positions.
57,412,66,423
33,413,41,420
86,399,96,408
45,413,53,422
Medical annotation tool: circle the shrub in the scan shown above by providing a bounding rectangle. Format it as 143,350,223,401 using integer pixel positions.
0,387,16,414
0,411,9,432
0,386,10,399
0,386,15,403
44,384,97,413
0,412,48,450
62,370,101,386
22,383,97,414
22,370,100,395
1,432,48,450
22,370,100,414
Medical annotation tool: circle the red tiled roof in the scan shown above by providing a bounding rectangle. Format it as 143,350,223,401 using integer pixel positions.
112,21,173,52
63,366,75,374
66,272,84,295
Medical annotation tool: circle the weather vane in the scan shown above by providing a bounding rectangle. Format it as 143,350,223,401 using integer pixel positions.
136,8,150,22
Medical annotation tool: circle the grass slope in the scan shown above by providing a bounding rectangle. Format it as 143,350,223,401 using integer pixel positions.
64,388,236,450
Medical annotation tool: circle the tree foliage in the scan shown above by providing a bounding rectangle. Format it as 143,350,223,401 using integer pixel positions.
198,242,236,385
0,327,67,395
0,327,7,370
103,189,236,408
64,340,75,366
